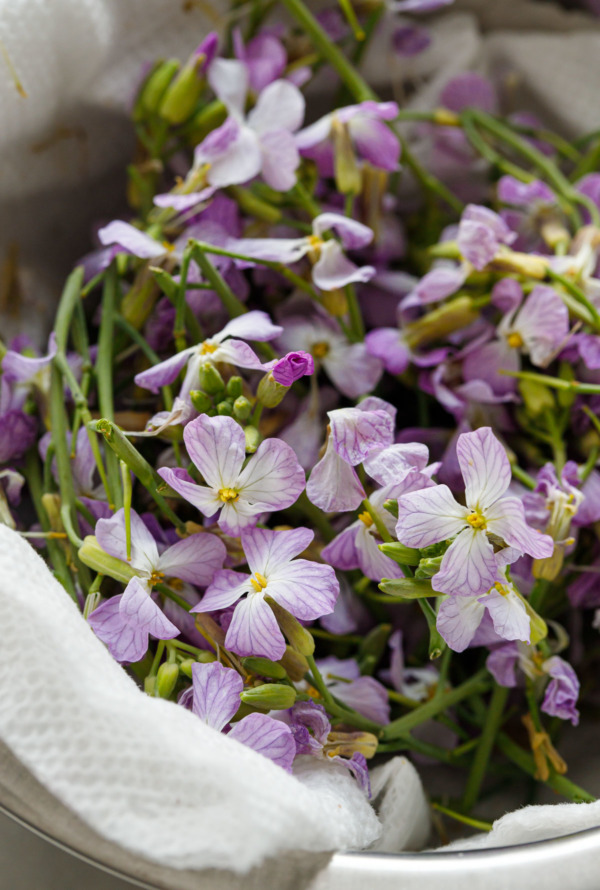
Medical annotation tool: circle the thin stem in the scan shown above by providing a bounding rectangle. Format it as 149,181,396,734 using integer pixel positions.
497,733,595,803
95,265,123,509
511,464,537,490
190,243,246,317
345,284,364,341
462,685,509,812
432,803,493,832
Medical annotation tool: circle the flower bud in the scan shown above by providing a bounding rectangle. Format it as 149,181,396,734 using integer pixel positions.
137,59,180,117
144,676,157,696
265,597,315,655
279,646,309,682
180,659,195,679
227,186,282,224
404,296,479,349
156,662,179,698
189,390,213,413
78,536,138,584
331,117,361,195
240,683,297,710
226,376,244,399
185,99,228,145
256,372,289,408
379,541,421,566
415,555,444,579
244,425,262,453
241,656,287,680
518,379,555,417
216,399,233,417
320,289,349,316
159,58,205,125
233,396,252,421
490,248,548,279
198,361,225,395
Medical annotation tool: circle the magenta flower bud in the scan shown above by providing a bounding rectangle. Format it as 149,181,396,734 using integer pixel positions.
271,351,315,386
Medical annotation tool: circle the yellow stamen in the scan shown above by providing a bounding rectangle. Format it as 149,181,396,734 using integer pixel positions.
311,340,330,359
507,331,524,349
466,511,487,530
148,570,165,587
308,234,322,251
358,510,374,528
250,572,268,593
218,487,239,503
200,340,218,354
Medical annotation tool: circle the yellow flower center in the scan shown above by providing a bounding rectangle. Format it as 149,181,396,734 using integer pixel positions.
507,331,524,349
494,581,509,597
312,340,330,359
148,570,165,587
358,510,374,528
200,340,219,354
218,487,239,503
308,234,323,251
466,511,487,530
250,572,268,593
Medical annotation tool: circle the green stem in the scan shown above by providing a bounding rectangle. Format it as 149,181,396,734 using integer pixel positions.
511,464,537,490
500,368,600,395
382,669,490,741
49,365,83,550
547,269,600,328
432,803,493,832
462,685,509,812
190,244,246,317
174,248,193,353
345,285,364,341
114,314,173,410
95,265,123,508
497,733,595,803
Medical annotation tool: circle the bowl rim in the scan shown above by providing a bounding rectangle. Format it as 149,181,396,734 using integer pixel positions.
2,796,600,889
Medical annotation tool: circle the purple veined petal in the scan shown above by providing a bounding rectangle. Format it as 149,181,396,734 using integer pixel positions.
208,58,248,116
365,327,410,376
247,79,305,135
157,467,222,517
71,426,99,496
484,589,530,643
318,655,361,683
541,656,580,726
456,427,511,512
225,593,286,659
577,333,600,370
236,437,305,509
259,128,301,191
513,285,569,366
212,338,268,371
88,594,149,663
241,526,314,576
413,264,468,304
157,532,226,586
312,213,374,251
306,437,365,512
313,242,375,291
289,700,331,748
436,595,486,653
269,351,314,385
97,221,167,259
95,508,159,574
461,339,519,398
388,0,455,11
432,528,498,597
295,113,334,150
320,578,370,635
330,676,391,725
333,101,398,126
461,204,515,244
358,396,396,421
206,125,263,189
364,442,430,486
497,175,554,207
395,484,467,548
228,234,309,265
329,406,395,466
233,30,287,93
323,341,383,399
184,414,246,491
332,752,371,797
457,219,498,271
266,559,339,621
486,496,554,559
228,712,296,772
152,187,216,212
191,661,243,731
218,310,283,343
134,348,195,394
217,496,263,536
1,333,57,384
486,642,520,687
355,523,404,581
195,117,241,165
321,524,361,572
350,117,400,171
120,577,180,640
196,569,251,612
491,278,524,313
575,470,600,526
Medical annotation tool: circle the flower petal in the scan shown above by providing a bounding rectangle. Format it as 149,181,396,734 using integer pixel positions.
157,467,221,517
206,126,263,188
259,129,300,191
436,595,486,652
134,349,194,394
228,713,296,772
191,661,242,731
323,341,383,399
219,310,283,343
225,594,286,659
237,437,305,509
432,529,498,597
312,214,374,250
97,221,166,259
95,508,159,574
365,327,410,375
395,484,467,548
183,415,246,490
321,525,361,572
208,58,248,116
484,589,530,643
247,79,305,135
158,533,226,586
486,496,554,559
313,241,375,290
241,526,314,576
456,426,511,511
306,437,365,512
197,569,251,611
329,406,395,466
267,559,339,621
350,117,400,171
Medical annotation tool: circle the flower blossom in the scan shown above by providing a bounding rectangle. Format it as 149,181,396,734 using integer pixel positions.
457,204,517,270
133,311,281,400
228,213,376,291
182,661,296,770
316,656,390,724
197,526,338,659
395,427,553,596
269,351,314,386
88,508,225,662
158,415,305,536
0,378,37,464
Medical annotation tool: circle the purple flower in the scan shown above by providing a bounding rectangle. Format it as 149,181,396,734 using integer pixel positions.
0,405,36,464
88,576,180,663
198,526,338,659
541,656,580,726
388,0,454,11
457,204,517,270
317,656,390,724
232,28,287,93
194,59,305,191
395,427,554,596
228,213,376,291
134,311,281,399
158,416,305,536
295,101,400,174
278,315,382,399
392,25,431,56
1,332,57,385
497,175,555,208
269,351,314,386
188,661,296,770
97,220,175,260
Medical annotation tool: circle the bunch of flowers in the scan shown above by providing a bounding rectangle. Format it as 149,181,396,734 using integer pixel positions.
4,0,600,833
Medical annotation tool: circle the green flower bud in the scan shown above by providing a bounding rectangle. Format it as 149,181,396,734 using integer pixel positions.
198,361,225,395
383,499,399,518
240,683,297,711
331,117,361,195
241,656,287,680
404,296,478,349
189,390,213,413
144,676,157,696
137,59,180,117
159,57,204,124
279,646,309,682
226,376,244,399
518,379,555,416
180,659,195,679
216,400,233,417
244,425,262,453
379,541,421,566
233,396,252,421
185,99,227,145
265,597,315,655
415,555,444,579
227,186,282,224
78,536,137,584
256,372,289,408
156,662,179,699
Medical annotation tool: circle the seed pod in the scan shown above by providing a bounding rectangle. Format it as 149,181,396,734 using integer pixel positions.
156,662,179,699
241,656,287,680
256,373,289,408
240,683,297,710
